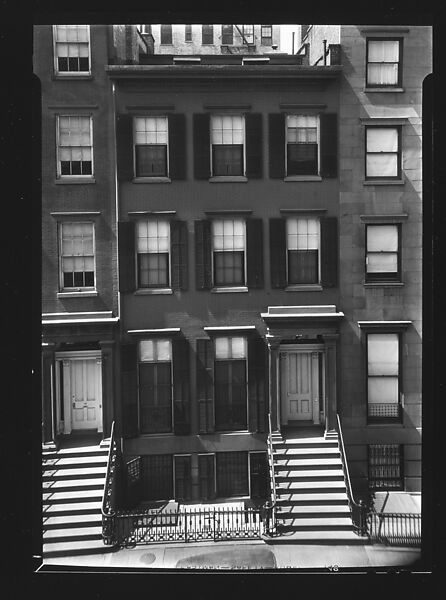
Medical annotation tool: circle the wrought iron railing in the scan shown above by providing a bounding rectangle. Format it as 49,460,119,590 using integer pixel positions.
367,511,421,546
101,421,120,546
336,414,368,536
264,412,277,535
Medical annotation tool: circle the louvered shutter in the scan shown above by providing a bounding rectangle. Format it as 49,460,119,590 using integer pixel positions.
118,221,136,293
248,337,268,433
193,113,211,179
168,114,186,180
170,220,188,291
269,218,287,288
245,113,263,179
194,220,212,290
246,218,264,289
121,343,138,438
116,114,134,181
320,216,338,287
173,337,190,435
196,339,215,433
269,113,285,178
320,113,338,178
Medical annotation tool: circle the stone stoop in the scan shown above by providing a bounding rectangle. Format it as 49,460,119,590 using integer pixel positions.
42,440,114,558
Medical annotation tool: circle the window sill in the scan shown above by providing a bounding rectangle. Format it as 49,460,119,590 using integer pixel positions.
284,175,322,182
285,284,322,292
364,282,404,288
55,177,96,185
365,87,405,93
211,286,249,293
53,73,93,80
134,288,173,295
363,179,404,186
209,176,248,183
132,177,171,184
57,291,98,298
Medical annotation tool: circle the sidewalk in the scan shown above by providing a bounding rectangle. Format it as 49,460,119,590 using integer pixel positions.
40,538,422,571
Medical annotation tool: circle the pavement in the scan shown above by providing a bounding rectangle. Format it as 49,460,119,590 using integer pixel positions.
39,538,422,571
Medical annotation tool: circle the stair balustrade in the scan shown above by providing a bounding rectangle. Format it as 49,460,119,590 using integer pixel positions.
264,412,277,535
101,421,120,546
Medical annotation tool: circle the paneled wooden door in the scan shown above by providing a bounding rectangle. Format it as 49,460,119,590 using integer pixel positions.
281,351,320,425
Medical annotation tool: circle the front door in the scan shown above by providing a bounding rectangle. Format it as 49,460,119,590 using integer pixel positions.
280,350,321,425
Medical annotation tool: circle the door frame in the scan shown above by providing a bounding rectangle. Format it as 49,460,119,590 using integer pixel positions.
55,350,103,434
278,344,325,427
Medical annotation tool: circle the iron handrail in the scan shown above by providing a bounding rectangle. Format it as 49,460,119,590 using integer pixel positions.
336,413,367,535
265,412,277,533
101,421,119,545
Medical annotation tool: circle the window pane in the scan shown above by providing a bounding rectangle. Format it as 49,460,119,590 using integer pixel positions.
140,340,155,362
174,456,192,500
368,333,399,375
160,24,172,44
199,455,215,499
215,337,230,359
157,339,172,362
368,40,399,62
212,145,243,176
216,452,248,497
287,143,318,175
231,337,247,359
367,128,398,152
366,154,398,177
367,225,398,252
368,377,399,404
368,64,398,85
214,251,244,285
367,253,398,273
288,250,319,284
135,145,167,177
141,455,173,501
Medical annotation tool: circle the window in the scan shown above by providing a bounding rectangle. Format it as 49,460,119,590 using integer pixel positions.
185,24,192,42
211,115,245,176
138,339,173,433
367,333,401,421
286,115,319,176
53,25,90,74
365,126,401,179
139,25,151,35
221,24,233,45
198,454,216,499
214,337,247,431
160,24,172,44
366,224,401,282
286,217,320,285
202,24,213,45
216,452,249,497
249,452,268,499
261,25,272,46
59,222,95,290
212,219,246,287
241,25,254,45
141,455,173,500
134,116,168,178
368,445,404,490
136,220,170,289
57,115,93,177
366,39,402,87
174,455,192,500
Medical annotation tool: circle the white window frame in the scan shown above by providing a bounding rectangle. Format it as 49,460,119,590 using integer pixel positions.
135,219,171,290
133,116,169,179
285,114,321,177
53,25,91,76
210,114,246,178
285,217,321,285
211,219,247,288
59,221,96,292
56,114,94,179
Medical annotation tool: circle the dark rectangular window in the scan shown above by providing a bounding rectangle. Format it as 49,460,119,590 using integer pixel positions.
216,452,249,497
286,115,318,176
368,445,404,490
135,145,167,177
185,24,192,42
198,454,216,500
134,116,168,178
211,115,244,177
366,224,401,282
212,145,243,176
139,339,173,434
141,455,173,500
160,24,172,44
174,455,192,500
249,452,268,499
136,220,170,289
212,219,246,287
286,218,320,285
367,333,402,422
202,24,213,45
221,24,233,45
261,25,272,46
365,126,401,179
366,38,402,87
214,337,247,431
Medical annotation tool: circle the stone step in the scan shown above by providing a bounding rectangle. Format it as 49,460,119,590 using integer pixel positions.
43,514,102,529
43,525,103,542
276,505,351,516
276,480,347,491
276,517,353,530
264,530,365,544
42,455,108,469
274,458,342,469
43,478,106,492
43,489,103,504
273,438,338,448
276,493,349,504
42,501,103,516
275,469,345,481
43,446,108,458
42,466,107,480
274,446,340,456
42,539,112,557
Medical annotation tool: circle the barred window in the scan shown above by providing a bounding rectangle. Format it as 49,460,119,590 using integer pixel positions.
59,222,95,290
286,115,319,176
134,116,168,177
368,444,404,490
212,219,246,287
57,115,93,177
216,452,249,497
286,217,320,284
136,220,170,288
54,25,90,74
139,339,172,434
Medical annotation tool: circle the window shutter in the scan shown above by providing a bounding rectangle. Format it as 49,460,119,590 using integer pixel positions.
320,216,338,287
268,113,285,178
173,337,190,435
245,113,263,179
121,343,138,438
118,221,136,293
171,220,188,291
196,339,215,433
246,218,264,288
168,114,186,180
116,114,134,181
194,220,212,290
193,113,210,179
248,337,268,433
269,218,287,288
320,113,338,178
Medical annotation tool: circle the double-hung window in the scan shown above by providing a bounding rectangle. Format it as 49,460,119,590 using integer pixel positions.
366,39,402,88
211,115,245,177
286,115,319,176
365,126,401,179
261,25,272,46
202,24,213,45
138,339,173,434
286,217,320,285
185,24,192,42
53,25,90,75
59,222,95,290
136,220,170,289
214,337,248,431
366,224,401,282
221,24,233,45
134,116,168,178
57,115,93,177
241,25,254,45
212,219,246,287
368,444,404,490
367,333,401,421
160,24,172,45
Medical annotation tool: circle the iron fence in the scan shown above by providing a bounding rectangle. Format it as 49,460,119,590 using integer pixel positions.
367,511,421,546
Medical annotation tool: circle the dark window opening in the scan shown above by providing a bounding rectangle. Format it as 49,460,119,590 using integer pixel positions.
213,251,244,286
214,359,247,431
212,145,243,176
288,249,318,284
137,253,169,288
222,25,233,45
199,455,216,500
135,145,167,177
174,456,192,500
202,24,213,45
287,143,318,175
160,24,172,45
139,362,172,433
141,455,173,500
249,453,268,499
185,24,192,42
216,452,249,497
60,160,92,176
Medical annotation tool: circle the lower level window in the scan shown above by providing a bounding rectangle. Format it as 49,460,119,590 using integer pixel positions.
368,444,404,490
214,337,247,431
174,455,192,500
59,221,95,290
138,339,172,433
198,454,216,500
367,332,401,421
216,452,249,497
141,454,173,500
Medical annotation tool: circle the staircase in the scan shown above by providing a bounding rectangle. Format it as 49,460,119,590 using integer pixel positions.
271,427,364,544
42,436,112,558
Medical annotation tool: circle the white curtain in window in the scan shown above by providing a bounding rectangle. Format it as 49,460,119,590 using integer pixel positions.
367,128,398,152
215,336,247,359
287,218,319,250
368,333,399,376
213,219,245,251
139,339,172,362
368,40,399,85
368,377,399,404
211,115,244,145
137,220,169,253
134,117,168,145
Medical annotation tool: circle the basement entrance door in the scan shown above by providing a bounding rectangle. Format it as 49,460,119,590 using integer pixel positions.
280,349,322,426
